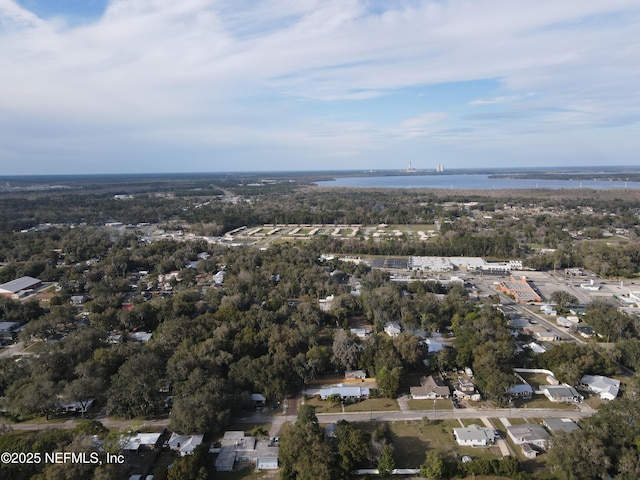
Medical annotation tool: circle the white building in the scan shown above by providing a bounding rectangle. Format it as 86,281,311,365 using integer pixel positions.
383,322,402,337
580,375,620,401
168,434,204,456
453,425,496,447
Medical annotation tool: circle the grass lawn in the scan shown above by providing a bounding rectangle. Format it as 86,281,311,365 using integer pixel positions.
302,396,399,413
345,398,399,412
215,465,279,480
580,391,603,410
222,423,272,436
407,399,453,411
518,372,552,388
353,419,502,468
512,396,579,410
503,417,528,425
459,418,483,427
388,224,437,232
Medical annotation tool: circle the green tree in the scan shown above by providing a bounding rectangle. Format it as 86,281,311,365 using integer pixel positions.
376,366,402,398
377,444,395,478
420,449,444,480
279,405,338,480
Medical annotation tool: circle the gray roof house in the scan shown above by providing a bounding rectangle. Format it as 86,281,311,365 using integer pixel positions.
506,424,550,450
410,375,450,400
540,385,583,403
168,434,204,456
580,375,620,401
542,418,580,434
453,424,496,447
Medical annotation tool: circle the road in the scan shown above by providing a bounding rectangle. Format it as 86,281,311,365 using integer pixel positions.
8,402,592,433
313,406,593,424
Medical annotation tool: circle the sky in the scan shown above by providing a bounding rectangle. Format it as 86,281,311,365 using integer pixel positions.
1,0,640,175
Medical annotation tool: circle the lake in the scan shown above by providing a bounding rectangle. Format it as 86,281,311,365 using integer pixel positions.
315,174,640,190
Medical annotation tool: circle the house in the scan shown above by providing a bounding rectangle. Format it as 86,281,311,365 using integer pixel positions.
454,377,481,401
542,418,580,435
349,328,370,338
540,385,583,403
425,338,445,353
129,332,152,343
524,342,547,354
525,326,560,342
215,431,279,472
540,305,556,315
319,385,370,401
251,393,266,407
70,295,88,305
345,370,366,380
457,377,476,394
506,424,550,450
0,276,42,297
383,322,402,337
453,424,496,447
215,432,256,472
318,295,335,312
410,376,450,400
58,398,95,414
213,270,225,285
256,441,279,470
510,384,533,399
576,325,594,338
121,433,163,452
580,375,620,401
0,322,19,342
520,442,538,459
168,433,204,456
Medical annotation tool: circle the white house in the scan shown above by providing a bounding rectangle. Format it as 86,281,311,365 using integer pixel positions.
506,424,550,450
168,434,204,456
319,385,370,401
540,385,583,403
453,425,496,447
410,375,450,400
580,375,620,401
383,322,402,337
121,433,162,452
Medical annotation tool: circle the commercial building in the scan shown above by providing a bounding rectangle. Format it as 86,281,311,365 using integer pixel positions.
496,276,542,304
0,276,42,297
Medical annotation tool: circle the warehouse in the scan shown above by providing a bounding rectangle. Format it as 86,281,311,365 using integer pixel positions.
0,276,42,297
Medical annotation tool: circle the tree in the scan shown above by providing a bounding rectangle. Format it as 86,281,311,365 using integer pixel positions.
106,350,166,418
333,421,369,477
279,405,338,480
550,290,579,309
332,330,362,371
167,444,209,480
420,450,444,480
546,430,611,480
327,393,343,408
376,366,402,398
377,444,395,477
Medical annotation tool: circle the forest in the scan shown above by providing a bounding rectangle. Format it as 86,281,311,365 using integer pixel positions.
0,175,639,479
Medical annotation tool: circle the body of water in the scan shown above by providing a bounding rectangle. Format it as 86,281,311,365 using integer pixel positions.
315,174,640,190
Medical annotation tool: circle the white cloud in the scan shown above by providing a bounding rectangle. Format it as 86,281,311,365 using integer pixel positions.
0,0,640,172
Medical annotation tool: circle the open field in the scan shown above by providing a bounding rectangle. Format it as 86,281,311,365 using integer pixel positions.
302,396,399,414
407,399,454,411
512,396,580,410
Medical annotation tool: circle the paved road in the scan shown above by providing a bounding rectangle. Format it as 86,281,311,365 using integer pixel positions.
313,406,594,424
7,404,593,433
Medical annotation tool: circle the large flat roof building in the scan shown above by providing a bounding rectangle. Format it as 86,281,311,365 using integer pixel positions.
0,276,42,297
497,276,542,304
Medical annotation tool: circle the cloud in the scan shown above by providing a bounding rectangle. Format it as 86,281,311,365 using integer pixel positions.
1,0,640,173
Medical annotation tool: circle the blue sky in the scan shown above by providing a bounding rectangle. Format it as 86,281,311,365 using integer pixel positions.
1,0,640,175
